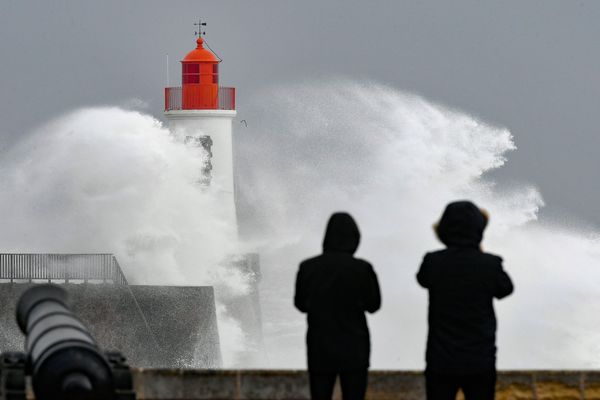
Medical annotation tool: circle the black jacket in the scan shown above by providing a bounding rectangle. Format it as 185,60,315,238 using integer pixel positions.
417,201,513,374
294,213,381,372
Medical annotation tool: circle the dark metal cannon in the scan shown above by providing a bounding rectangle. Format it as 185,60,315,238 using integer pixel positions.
0,284,135,400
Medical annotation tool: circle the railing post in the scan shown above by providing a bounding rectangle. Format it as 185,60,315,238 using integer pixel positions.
0,253,128,285
65,254,69,283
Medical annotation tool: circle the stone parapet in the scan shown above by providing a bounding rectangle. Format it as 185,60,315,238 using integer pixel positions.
0,284,221,368
128,369,600,399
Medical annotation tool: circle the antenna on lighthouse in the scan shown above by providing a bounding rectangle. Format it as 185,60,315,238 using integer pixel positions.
166,54,169,86
194,19,207,37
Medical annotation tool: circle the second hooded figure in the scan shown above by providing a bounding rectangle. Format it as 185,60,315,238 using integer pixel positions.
417,201,514,400
295,212,381,400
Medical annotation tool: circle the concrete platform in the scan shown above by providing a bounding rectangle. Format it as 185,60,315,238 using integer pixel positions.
0,283,221,368
128,369,600,399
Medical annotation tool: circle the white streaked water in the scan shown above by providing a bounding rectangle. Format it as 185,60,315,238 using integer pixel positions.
236,80,600,369
0,107,247,366
2,81,599,369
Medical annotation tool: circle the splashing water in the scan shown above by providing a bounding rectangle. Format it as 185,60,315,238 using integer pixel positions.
2,81,600,369
0,107,247,366
236,80,600,369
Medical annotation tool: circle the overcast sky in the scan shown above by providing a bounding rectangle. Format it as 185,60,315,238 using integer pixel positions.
1,0,599,226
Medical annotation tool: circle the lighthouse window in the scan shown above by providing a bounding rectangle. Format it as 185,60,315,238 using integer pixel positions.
183,64,200,74
183,63,201,84
183,74,200,84
212,64,219,83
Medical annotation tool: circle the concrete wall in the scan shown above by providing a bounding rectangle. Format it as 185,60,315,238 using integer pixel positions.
225,253,264,367
0,283,221,368
130,370,600,400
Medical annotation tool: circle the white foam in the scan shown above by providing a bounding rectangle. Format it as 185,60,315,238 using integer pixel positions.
236,80,600,369
0,107,246,365
3,81,598,369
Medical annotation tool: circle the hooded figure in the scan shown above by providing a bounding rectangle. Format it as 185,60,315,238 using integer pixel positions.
295,212,380,400
435,201,488,248
417,201,513,400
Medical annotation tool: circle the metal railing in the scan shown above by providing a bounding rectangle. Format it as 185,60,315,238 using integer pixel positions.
164,86,236,111
0,253,128,284
218,87,236,110
164,87,182,111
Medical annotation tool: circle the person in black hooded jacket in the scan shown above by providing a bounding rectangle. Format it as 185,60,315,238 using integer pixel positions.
417,201,513,400
295,212,381,400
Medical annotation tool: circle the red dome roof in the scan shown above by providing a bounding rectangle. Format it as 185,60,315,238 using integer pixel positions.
182,37,219,63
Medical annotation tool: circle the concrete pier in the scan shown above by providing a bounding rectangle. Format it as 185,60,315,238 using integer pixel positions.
126,369,600,399
0,283,222,368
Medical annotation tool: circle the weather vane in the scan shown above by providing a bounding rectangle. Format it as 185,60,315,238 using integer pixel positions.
194,19,207,38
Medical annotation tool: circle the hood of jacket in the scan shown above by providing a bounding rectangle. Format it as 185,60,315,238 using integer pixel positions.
436,201,488,248
323,212,360,254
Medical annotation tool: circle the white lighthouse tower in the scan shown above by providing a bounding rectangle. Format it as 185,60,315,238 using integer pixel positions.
164,29,264,366
164,31,237,228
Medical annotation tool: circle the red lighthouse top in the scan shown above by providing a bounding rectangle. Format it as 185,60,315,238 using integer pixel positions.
183,38,219,62
164,35,236,111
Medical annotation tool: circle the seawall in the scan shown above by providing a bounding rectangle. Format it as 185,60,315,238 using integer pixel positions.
0,283,221,368
129,369,600,399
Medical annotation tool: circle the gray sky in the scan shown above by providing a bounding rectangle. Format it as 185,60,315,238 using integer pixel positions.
1,0,599,226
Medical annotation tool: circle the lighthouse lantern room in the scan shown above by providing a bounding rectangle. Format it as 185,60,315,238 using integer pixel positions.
164,27,238,230
165,38,236,111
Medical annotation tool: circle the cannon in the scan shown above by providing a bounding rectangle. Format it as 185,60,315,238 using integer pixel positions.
0,284,135,400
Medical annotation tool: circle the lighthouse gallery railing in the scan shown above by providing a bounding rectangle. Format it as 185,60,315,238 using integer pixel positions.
0,253,128,284
164,86,236,111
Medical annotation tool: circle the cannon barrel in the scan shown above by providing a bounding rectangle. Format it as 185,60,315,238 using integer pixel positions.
15,284,114,400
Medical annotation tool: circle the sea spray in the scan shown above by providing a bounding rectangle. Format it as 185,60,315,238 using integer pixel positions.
237,80,600,369
2,82,599,369
0,107,248,366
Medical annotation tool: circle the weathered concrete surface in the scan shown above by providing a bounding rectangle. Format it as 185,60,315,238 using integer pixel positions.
0,283,221,368
128,370,600,399
223,253,265,367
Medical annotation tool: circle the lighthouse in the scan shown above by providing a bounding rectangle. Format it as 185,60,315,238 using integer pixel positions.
164,31,237,228
163,27,263,366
